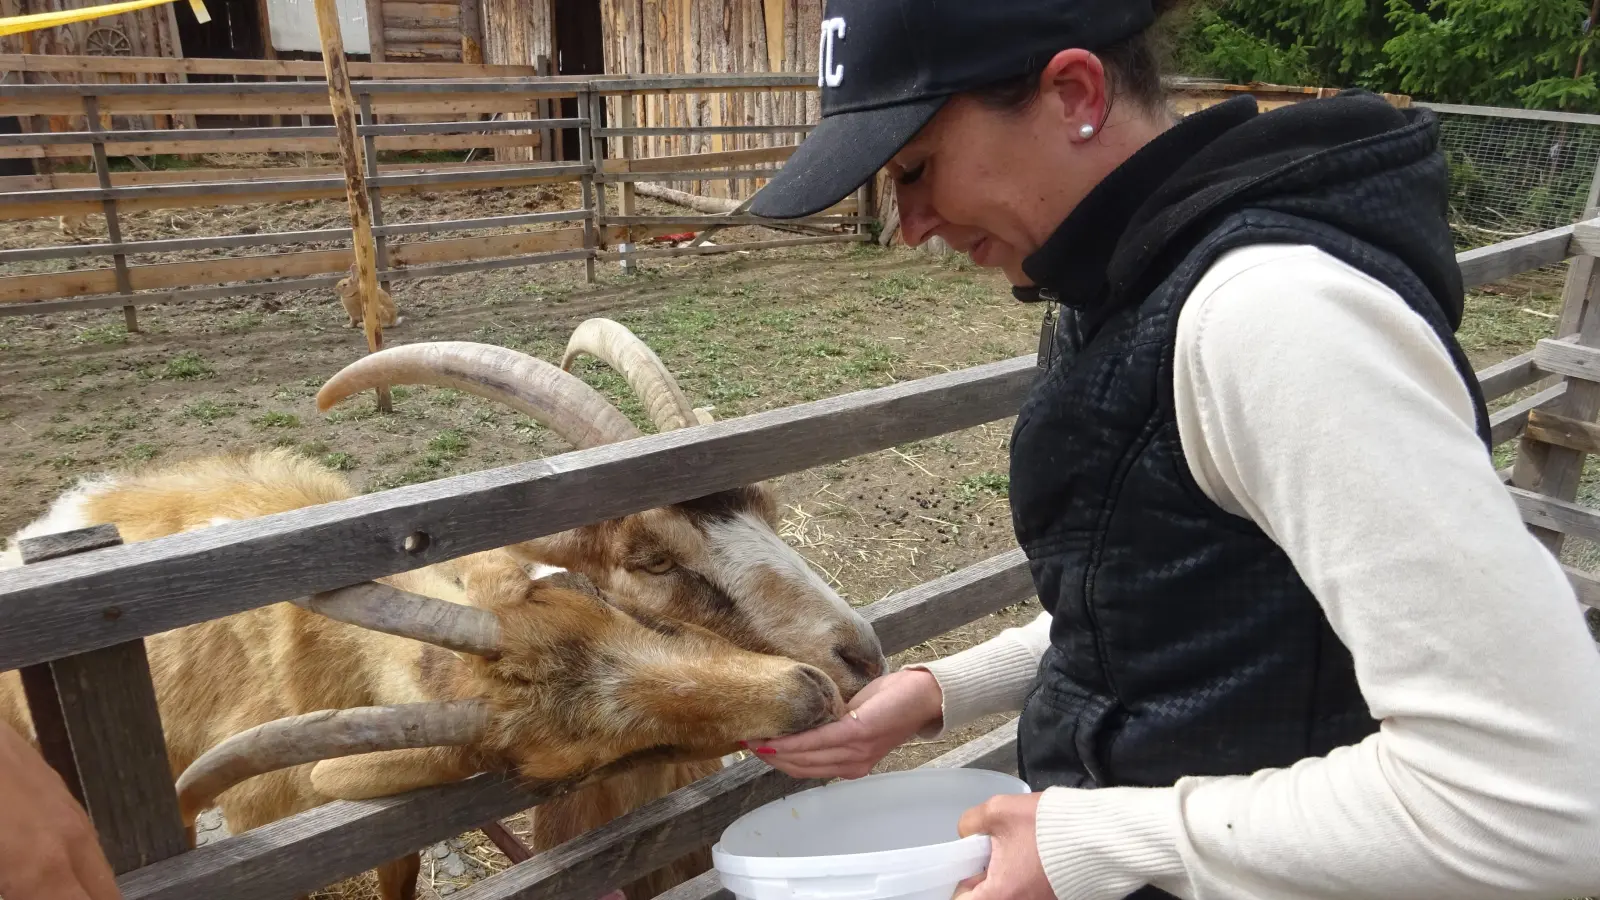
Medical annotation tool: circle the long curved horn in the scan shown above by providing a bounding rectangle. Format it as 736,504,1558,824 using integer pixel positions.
294,583,503,659
175,701,489,823
316,342,641,450
560,318,699,432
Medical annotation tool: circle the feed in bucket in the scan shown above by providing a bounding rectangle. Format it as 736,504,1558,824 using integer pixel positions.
712,768,1031,900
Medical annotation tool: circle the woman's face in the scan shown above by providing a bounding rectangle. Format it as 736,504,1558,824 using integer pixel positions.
886,50,1161,285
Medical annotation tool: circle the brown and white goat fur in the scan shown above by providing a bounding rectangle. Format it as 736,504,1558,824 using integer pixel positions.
1,449,845,900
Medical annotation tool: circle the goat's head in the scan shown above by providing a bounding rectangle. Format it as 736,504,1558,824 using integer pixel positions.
174,555,843,820
313,321,888,701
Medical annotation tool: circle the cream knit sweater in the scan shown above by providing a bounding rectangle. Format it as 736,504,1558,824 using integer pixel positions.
910,244,1600,900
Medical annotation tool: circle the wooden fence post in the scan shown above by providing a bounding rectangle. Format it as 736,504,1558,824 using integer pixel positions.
459,0,484,65
579,85,598,285
83,95,138,333
17,524,187,874
619,91,638,275
358,94,394,304
313,0,392,414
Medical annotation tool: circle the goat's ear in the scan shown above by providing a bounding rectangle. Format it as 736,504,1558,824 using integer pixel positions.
309,747,481,801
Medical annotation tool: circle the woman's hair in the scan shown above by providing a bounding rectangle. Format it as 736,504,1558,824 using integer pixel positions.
971,0,1189,119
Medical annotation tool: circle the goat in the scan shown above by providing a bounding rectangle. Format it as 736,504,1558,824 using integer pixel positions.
334,265,403,329
0,447,846,900
312,319,887,898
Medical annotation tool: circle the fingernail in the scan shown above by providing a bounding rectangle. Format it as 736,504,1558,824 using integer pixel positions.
755,747,776,755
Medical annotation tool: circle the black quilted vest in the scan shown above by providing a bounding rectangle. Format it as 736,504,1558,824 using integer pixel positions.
1008,92,1491,814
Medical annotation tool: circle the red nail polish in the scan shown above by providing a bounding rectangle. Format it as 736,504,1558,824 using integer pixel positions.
755,747,776,755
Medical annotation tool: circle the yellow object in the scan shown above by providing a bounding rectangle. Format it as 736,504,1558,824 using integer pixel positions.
0,0,208,37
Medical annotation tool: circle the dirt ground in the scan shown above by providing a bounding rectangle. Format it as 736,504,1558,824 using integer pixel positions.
0,186,1592,897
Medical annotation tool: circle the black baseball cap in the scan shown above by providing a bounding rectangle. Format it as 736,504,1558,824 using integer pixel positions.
748,0,1157,219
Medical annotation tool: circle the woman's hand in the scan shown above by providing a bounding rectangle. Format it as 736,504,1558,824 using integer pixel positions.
746,667,945,779
0,723,122,900
954,793,1054,900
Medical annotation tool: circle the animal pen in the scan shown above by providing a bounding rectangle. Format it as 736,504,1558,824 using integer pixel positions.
2,46,1598,900
0,207,1595,899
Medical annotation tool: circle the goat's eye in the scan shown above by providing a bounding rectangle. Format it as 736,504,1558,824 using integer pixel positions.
642,556,676,575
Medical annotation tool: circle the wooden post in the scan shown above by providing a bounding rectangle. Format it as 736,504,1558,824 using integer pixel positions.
579,86,598,284
459,0,484,65
537,55,556,163
83,95,138,333
619,91,638,274
359,95,393,301
313,0,392,413
589,86,609,255
1512,242,1600,556
17,525,187,875
364,0,387,63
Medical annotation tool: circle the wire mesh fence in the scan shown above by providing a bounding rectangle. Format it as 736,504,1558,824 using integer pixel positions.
1428,105,1600,250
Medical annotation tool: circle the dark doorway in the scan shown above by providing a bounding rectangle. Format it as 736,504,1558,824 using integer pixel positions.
553,0,605,160
175,0,270,126
175,0,267,68
0,116,34,178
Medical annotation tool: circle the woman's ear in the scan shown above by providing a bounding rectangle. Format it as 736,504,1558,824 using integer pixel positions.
309,747,482,801
1037,48,1108,138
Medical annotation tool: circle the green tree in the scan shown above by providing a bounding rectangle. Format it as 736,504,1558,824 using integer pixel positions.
1169,0,1600,111
1381,0,1600,111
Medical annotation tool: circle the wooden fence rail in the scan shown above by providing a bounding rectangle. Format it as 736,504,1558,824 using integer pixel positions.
0,73,861,319
1,87,1598,900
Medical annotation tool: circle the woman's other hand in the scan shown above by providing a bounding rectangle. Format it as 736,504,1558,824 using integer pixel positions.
0,722,122,900
746,667,945,779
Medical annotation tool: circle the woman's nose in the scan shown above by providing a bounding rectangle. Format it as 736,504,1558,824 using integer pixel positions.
895,182,940,247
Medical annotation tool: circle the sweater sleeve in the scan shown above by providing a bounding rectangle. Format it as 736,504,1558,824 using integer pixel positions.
1030,243,1600,900
903,611,1051,738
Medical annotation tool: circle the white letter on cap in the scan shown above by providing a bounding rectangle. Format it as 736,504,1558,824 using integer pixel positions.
818,17,846,88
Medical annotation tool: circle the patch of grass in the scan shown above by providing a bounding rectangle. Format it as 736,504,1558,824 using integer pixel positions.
428,429,469,456
181,399,238,424
41,376,70,392
322,451,358,471
74,324,128,345
253,411,301,429
46,454,76,470
159,352,215,381
126,443,160,462
224,311,265,333
954,471,1010,502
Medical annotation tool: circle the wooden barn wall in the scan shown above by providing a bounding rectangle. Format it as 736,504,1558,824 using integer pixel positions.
381,0,462,61
600,0,820,199
481,0,551,161
0,0,184,133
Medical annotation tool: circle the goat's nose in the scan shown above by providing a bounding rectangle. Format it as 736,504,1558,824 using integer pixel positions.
835,644,885,681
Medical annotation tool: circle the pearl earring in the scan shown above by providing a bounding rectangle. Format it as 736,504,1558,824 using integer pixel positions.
1078,123,1097,140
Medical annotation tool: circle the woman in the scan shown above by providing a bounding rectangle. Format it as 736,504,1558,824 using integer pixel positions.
745,1,1600,899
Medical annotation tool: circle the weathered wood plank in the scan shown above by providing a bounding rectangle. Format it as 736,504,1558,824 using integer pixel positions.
1490,383,1569,446
1563,565,1600,611
1525,408,1600,455
1507,485,1600,545
1455,223,1578,289
52,642,189,872
117,550,1034,900
0,52,536,78
1532,338,1600,383
0,356,1037,672
1476,342,1564,402
19,526,187,875
15,526,126,808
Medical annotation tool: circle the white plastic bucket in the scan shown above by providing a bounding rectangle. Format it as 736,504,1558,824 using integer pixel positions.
711,768,1031,900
